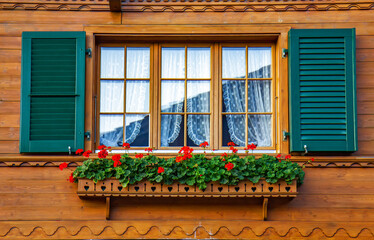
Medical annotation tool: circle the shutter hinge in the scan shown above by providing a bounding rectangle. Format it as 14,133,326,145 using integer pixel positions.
283,131,289,141
85,48,92,58
282,48,288,58
84,131,91,140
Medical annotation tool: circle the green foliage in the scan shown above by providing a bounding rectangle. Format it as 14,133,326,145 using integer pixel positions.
73,153,305,189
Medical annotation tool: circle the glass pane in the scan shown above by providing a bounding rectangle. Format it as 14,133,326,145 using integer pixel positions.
161,47,185,78
161,80,185,113
126,47,150,79
187,48,211,78
248,80,271,112
248,47,272,78
125,114,149,147
100,80,124,113
126,80,149,112
187,115,210,147
222,80,245,113
101,47,124,78
187,80,210,113
248,115,272,147
222,114,245,147
100,114,123,147
161,115,184,147
222,47,246,78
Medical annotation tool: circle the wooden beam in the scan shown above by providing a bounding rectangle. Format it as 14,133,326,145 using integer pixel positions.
109,0,122,12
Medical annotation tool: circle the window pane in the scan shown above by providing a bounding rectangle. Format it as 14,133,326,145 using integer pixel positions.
187,80,210,113
126,80,149,113
222,80,245,112
125,114,149,147
248,115,272,147
161,80,185,113
100,80,124,112
161,48,185,78
222,47,246,78
248,80,271,112
100,114,123,147
248,47,272,78
187,48,210,78
126,47,150,79
101,47,124,78
161,115,184,147
222,114,245,147
187,115,210,146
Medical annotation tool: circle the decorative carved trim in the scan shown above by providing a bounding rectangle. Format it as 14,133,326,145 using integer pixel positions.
0,221,373,238
0,0,374,12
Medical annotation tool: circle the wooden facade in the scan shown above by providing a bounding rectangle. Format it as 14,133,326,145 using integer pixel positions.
1,0,374,238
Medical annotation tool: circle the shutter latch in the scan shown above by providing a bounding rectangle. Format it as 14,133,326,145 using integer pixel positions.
68,146,72,155
282,48,288,58
86,48,92,58
303,145,308,155
282,131,289,141
84,131,91,140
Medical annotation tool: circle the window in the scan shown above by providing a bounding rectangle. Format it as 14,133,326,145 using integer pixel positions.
98,43,275,150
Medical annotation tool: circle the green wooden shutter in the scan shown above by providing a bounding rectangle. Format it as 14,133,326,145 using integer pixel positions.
20,32,85,153
289,29,357,152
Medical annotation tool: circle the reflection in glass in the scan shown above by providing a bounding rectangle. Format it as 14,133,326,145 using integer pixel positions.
100,47,124,78
222,47,246,78
248,115,272,147
187,48,211,78
248,47,272,78
162,48,185,78
187,80,210,113
222,80,245,112
222,114,245,147
100,114,123,147
126,80,149,113
100,80,124,112
248,80,271,112
125,114,149,146
187,115,210,146
126,47,150,79
161,115,184,147
161,80,185,112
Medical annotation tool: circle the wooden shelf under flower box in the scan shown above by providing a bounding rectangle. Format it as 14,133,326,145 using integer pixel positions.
77,178,298,220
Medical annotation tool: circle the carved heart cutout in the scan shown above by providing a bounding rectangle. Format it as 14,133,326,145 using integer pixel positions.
251,187,256,192
268,187,273,192
118,186,123,191
285,187,291,192
135,186,139,192
218,187,223,192
202,188,206,192
235,187,240,192
84,186,89,191
168,187,173,192
184,187,189,192
151,187,156,192
101,186,106,191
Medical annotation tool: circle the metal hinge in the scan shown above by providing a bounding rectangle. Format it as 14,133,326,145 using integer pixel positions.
282,48,288,58
86,48,92,58
283,131,290,141
84,131,91,140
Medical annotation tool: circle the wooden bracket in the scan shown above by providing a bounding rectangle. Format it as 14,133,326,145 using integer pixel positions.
106,197,111,220
109,0,122,12
263,198,268,221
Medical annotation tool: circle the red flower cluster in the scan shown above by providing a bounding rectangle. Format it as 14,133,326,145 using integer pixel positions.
98,149,108,159
227,142,236,146
98,145,106,150
199,141,209,148
176,146,194,162
123,143,130,149
157,167,165,174
145,147,153,155
83,150,92,158
59,162,68,171
75,149,84,155
135,153,144,159
111,154,122,167
276,153,281,158
285,154,291,160
68,173,74,183
230,146,238,153
245,143,257,151
225,162,234,171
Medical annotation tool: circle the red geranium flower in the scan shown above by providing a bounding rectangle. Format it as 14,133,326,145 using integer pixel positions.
230,146,238,153
98,145,106,150
221,152,228,158
311,157,315,162
68,172,74,183
75,149,84,155
199,141,209,148
285,154,291,160
157,167,165,174
123,143,130,149
98,149,108,159
135,153,144,159
59,162,68,171
112,154,121,161
82,150,92,158
227,142,236,146
225,162,234,171
276,154,281,158
246,143,257,151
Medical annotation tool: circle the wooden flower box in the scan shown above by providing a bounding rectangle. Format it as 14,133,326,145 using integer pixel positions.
77,178,298,220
